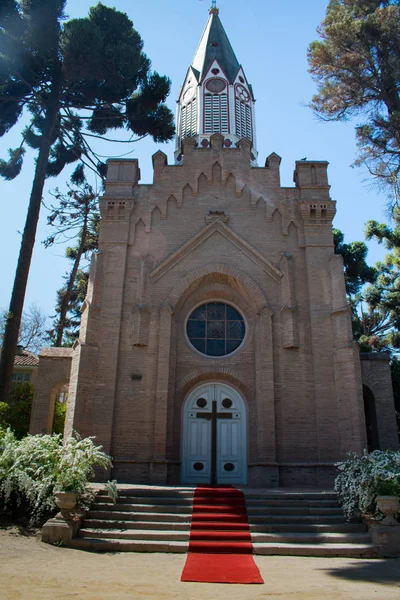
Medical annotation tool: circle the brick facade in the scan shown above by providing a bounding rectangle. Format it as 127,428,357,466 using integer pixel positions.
40,132,394,487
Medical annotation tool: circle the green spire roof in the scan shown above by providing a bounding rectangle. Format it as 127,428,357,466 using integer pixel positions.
192,11,240,84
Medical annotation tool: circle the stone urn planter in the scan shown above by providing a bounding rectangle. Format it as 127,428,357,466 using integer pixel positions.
42,491,80,545
370,496,400,558
376,495,400,526
54,491,78,522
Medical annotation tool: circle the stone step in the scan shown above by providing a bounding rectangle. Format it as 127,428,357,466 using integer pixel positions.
246,506,343,516
82,518,366,535
82,519,191,531
243,492,338,501
251,532,372,544
79,528,371,546
87,511,349,527
245,499,340,508
86,510,192,522
68,536,376,557
242,514,347,524
69,537,189,553
252,543,377,558
249,522,367,534
93,502,193,514
79,528,190,542
97,496,194,506
94,496,342,511
97,488,195,498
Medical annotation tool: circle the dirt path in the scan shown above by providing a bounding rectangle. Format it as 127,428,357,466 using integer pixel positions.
1,527,400,600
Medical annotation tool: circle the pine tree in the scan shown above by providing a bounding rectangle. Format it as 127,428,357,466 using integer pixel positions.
308,1,400,207
0,2,174,401
44,173,99,346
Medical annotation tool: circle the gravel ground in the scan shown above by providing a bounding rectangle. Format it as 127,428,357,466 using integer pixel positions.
1,526,400,600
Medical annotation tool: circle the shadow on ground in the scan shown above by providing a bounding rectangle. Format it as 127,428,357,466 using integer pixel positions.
0,512,39,537
323,559,400,586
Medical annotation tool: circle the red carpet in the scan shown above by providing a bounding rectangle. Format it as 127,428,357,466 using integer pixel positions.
181,486,264,584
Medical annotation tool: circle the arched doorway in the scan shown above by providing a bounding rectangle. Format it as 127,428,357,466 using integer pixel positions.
181,382,247,485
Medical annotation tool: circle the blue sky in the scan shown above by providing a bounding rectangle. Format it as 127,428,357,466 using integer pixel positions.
0,0,389,320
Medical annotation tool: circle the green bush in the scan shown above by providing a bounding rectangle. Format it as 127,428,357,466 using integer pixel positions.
335,450,400,520
1,384,33,439
0,427,112,525
0,402,8,429
52,401,67,435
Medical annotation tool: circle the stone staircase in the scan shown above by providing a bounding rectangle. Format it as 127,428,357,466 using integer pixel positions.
69,486,377,557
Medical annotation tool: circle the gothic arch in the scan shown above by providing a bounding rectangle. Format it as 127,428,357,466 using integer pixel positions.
165,263,271,313
30,351,73,435
197,173,208,192
177,367,253,403
212,161,222,184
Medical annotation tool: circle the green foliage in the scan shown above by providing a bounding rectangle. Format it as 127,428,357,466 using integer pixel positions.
360,209,400,350
44,176,100,346
334,222,400,352
308,0,400,208
335,449,400,520
0,147,25,180
0,1,175,182
0,383,33,439
0,402,8,429
105,479,118,504
333,228,376,295
52,401,66,435
0,427,112,525
0,1,175,402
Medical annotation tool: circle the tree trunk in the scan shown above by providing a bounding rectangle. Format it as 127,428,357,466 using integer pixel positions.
0,72,61,403
55,216,89,347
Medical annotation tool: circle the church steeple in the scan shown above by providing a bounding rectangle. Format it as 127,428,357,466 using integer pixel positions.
175,5,257,164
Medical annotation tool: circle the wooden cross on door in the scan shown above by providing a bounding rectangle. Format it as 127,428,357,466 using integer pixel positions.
196,400,232,484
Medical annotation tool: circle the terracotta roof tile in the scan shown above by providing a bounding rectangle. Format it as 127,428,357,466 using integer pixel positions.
0,347,39,367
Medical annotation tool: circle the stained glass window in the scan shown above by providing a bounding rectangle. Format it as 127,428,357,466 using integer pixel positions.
187,302,245,357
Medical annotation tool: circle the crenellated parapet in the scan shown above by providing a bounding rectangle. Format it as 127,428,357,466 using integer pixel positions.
99,138,339,258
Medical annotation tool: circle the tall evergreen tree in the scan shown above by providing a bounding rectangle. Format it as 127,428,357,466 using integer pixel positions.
333,228,377,295
0,1,174,401
362,208,400,349
308,1,400,207
334,221,400,352
49,267,90,347
44,174,99,346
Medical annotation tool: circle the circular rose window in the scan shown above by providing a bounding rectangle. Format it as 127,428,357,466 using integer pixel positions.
186,302,245,357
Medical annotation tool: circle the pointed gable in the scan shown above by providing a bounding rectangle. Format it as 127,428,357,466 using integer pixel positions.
192,11,240,84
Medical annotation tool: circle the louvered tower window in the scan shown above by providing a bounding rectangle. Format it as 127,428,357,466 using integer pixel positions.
204,94,229,134
181,98,197,139
235,85,252,141
235,99,252,141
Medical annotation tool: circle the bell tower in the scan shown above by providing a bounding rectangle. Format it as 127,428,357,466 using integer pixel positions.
175,2,257,165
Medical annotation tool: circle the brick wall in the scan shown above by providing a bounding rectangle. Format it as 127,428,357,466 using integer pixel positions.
361,353,398,451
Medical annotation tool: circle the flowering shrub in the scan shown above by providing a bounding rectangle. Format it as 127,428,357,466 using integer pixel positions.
335,450,400,520
0,426,112,524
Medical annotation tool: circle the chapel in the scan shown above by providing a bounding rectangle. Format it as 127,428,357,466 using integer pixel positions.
30,4,398,487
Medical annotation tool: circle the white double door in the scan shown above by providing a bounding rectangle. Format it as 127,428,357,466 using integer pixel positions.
181,383,247,484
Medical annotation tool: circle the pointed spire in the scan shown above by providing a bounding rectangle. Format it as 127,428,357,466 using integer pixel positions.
192,8,239,83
